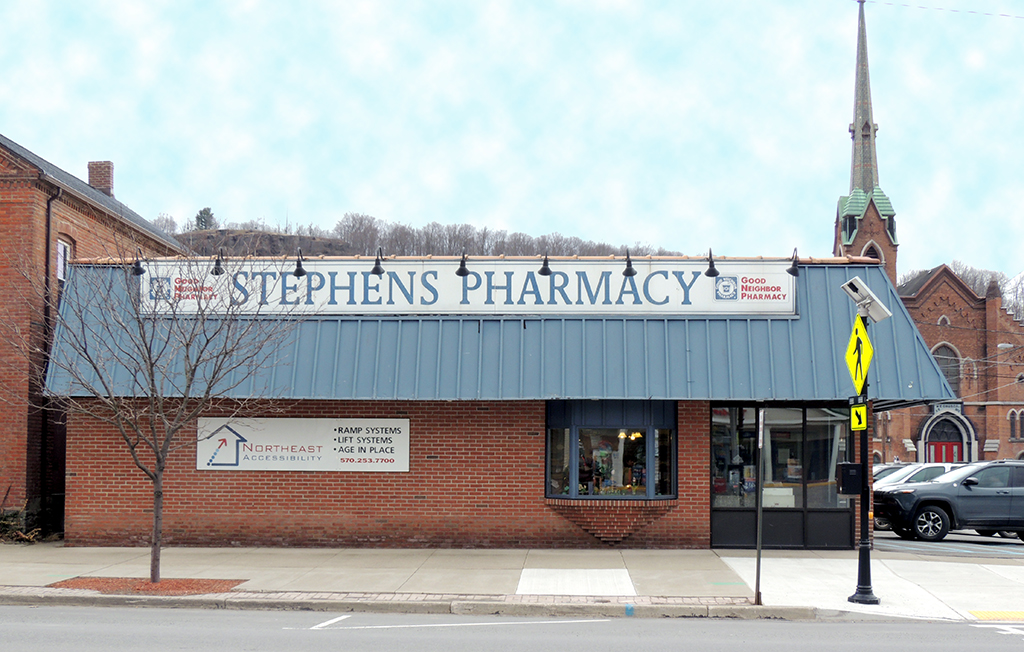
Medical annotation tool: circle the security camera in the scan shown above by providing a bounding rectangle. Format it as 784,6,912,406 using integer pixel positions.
840,276,892,324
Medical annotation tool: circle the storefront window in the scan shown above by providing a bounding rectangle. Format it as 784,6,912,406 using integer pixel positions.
545,400,676,500
762,408,803,508
805,408,851,508
547,428,571,496
655,429,673,496
711,407,758,508
578,428,648,496
711,406,851,510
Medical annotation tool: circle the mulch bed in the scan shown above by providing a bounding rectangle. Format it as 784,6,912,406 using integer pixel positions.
48,577,245,596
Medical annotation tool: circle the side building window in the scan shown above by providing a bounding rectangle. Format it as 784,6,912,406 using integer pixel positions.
932,345,960,396
546,400,676,500
56,239,73,282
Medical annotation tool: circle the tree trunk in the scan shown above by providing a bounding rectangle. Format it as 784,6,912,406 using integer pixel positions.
150,476,163,583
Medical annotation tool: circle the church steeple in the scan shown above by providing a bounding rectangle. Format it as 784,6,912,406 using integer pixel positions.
850,0,879,193
834,0,898,285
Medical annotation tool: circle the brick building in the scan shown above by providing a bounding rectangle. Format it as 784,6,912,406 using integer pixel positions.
881,270,1024,464
829,4,1024,465
47,255,952,549
0,133,184,529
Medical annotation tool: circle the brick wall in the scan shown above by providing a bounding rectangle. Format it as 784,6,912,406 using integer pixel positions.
888,269,1024,462
0,158,179,520
64,399,714,548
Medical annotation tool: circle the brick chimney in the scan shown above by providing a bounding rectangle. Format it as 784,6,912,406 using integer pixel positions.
88,161,114,196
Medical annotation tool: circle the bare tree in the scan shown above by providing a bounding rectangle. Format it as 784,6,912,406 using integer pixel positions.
950,260,1007,296
0,241,300,583
419,222,446,256
332,213,381,255
221,212,684,259
152,213,178,235
1006,276,1024,321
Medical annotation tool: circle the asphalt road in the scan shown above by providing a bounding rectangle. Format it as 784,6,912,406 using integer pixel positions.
2,606,1023,652
873,528,1024,558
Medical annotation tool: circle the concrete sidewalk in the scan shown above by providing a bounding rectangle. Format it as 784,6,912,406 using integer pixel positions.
2,541,1023,620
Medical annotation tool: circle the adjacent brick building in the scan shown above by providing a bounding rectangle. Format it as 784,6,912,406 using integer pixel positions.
880,270,1024,464
0,133,183,529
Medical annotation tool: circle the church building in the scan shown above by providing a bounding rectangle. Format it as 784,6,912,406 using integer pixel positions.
829,2,1024,466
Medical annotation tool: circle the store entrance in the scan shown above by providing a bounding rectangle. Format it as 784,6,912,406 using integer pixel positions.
710,405,856,549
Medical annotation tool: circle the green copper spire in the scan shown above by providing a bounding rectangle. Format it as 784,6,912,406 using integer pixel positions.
849,0,879,193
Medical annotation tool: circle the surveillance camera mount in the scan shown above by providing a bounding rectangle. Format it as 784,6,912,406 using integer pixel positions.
841,276,892,324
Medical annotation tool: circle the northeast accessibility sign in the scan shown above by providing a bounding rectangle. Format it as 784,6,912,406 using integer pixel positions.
845,314,873,395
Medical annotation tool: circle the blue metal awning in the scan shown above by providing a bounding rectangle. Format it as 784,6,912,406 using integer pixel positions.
46,262,955,408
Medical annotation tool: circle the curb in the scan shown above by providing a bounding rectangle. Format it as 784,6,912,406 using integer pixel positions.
0,590,817,620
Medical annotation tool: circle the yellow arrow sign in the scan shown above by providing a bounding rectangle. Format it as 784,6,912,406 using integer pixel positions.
845,314,873,395
850,404,868,431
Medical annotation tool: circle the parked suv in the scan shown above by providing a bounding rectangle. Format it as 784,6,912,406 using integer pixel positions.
872,463,964,531
873,460,1024,542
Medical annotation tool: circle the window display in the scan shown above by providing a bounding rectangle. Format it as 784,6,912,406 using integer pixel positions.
545,401,675,500
711,406,852,510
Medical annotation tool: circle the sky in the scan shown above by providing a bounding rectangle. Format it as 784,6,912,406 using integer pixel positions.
1,0,1022,280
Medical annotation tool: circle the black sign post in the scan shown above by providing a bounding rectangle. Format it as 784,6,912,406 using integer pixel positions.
848,334,879,605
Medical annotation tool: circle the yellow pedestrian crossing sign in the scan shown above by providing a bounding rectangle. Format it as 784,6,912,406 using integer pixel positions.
850,404,868,431
845,314,873,395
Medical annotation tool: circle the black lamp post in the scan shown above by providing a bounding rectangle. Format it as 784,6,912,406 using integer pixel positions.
840,276,891,605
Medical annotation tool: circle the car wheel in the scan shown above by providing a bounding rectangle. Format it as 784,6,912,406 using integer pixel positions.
998,531,1019,539
894,526,916,540
913,506,950,542
976,530,996,537
874,516,892,531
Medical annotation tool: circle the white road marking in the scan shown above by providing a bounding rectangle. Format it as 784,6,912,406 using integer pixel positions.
327,618,611,631
972,624,1024,641
310,614,352,630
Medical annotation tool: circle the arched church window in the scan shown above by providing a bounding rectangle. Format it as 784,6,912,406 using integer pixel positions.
932,345,960,396
937,316,950,327
864,246,880,261
930,419,962,442
1011,411,1018,440
961,359,976,381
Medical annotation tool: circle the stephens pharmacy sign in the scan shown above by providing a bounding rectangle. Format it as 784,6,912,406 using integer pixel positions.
141,258,796,316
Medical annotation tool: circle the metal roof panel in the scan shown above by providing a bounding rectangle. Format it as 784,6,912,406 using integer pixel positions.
46,263,956,407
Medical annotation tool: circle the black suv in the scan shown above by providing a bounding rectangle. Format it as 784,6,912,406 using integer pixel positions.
873,460,1024,542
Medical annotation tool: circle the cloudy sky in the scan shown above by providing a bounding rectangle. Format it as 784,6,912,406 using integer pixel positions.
2,0,1022,279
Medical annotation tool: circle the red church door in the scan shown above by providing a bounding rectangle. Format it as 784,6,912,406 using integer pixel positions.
925,418,964,463
927,441,961,463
